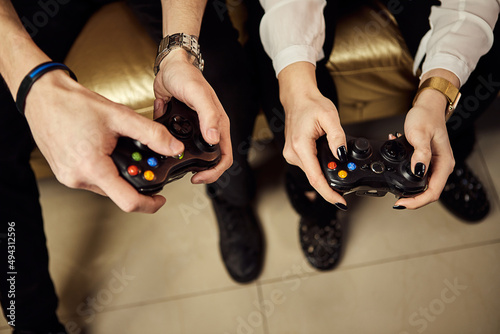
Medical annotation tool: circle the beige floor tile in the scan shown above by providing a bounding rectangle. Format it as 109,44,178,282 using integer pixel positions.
28,175,238,319
68,285,264,334
261,242,500,334
256,146,500,281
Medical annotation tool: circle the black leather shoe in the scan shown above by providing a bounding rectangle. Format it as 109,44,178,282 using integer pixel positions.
211,196,264,283
299,213,342,271
439,162,490,222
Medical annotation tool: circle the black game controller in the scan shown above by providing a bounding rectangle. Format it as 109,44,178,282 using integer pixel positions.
317,135,428,198
111,98,221,195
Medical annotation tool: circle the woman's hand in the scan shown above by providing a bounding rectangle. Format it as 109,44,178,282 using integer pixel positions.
278,62,347,208
394,71,458,209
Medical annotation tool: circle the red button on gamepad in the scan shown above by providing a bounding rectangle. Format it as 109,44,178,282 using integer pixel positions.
127,165,139,176
328,161,337,170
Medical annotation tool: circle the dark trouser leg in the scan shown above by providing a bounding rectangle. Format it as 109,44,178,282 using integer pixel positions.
0,1,98,330
201,1,261,205
0,88,64,332
127,1,264,283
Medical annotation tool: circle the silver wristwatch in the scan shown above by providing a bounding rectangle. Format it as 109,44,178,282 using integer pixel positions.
153,33,204,75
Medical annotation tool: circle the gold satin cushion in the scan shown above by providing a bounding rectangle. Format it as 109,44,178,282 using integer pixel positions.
327,1,418,124
65,2,157,119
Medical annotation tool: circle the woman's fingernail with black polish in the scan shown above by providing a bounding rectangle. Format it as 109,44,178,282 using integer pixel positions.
334,202,348,211
414,162,426,178
337,145,348,162
393,205,406,210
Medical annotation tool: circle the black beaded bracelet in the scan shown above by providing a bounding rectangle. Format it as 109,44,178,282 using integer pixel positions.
16,61,77,115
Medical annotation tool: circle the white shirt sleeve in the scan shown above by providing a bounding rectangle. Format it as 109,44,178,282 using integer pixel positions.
413,0,500,86
259,0,327,76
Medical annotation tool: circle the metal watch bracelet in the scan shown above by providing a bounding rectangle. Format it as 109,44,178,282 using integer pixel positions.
153,33,204,75
412,77,461,121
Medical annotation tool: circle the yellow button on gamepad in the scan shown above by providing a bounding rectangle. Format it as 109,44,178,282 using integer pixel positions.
144,170,155,181
338,170,348,179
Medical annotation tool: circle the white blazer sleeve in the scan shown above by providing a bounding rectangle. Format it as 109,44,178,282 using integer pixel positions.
259,0,327,76
414,0,500,86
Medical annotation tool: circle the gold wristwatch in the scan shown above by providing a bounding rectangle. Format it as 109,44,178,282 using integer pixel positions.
413,77,461,121
153,33,204,75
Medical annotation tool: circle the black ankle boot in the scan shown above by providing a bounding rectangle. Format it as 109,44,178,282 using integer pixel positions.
210,196,264,283
439,162,490,222
299,213,342,271
285,171,343,270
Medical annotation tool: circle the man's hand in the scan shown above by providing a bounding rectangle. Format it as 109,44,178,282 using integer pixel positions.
24,71,184,213
153,48,232,185
278,62,347,208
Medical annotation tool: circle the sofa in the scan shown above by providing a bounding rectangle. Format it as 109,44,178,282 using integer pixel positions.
30,0,418,179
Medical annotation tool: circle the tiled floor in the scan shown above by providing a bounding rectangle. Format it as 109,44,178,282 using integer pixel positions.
1,99,499,333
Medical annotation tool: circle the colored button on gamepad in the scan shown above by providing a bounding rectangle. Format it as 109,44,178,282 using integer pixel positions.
147,157,158,167
338,170,348,179
327,161,337,170
132,152,142,161
347,162,357,171
144,170,155,181
127,165,139,176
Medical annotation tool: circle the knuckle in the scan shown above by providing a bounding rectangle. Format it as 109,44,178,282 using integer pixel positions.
419,147,432,158
81,160,98,176
207,112,222,127
222,112,230,124
217,160,231,175
149,122,167,141
224,156,233,169
430,192,440,203
120,199,140,213
330,128,345,140
290,137,304,152
307,174,320,189
57,172,82,189
449,157,456,171
282,147,296,164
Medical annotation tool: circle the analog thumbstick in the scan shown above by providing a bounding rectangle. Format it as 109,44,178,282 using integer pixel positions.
381,140,406,162
351,137,371,159
169,115,193,138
